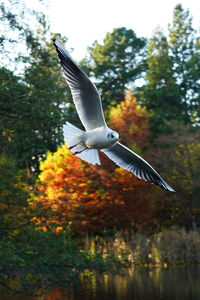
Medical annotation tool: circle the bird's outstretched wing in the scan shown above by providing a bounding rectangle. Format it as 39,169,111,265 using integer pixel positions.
53,39,106,131
102,142,175,192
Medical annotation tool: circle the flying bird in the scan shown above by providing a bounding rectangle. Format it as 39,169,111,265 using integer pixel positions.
53,39,175,192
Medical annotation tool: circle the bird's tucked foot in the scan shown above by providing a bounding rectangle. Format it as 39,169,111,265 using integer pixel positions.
73,147,87,155
63,122,101,165
69,142,82,150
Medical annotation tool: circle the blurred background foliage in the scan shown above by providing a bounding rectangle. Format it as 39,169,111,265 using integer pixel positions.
1,0,200,295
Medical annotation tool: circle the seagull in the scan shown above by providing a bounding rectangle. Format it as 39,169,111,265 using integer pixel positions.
53,39,175,192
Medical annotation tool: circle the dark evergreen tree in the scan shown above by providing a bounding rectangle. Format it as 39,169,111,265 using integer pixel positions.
81,27,147,110
169,4,200,125
140,5,200,138
0,16,69,173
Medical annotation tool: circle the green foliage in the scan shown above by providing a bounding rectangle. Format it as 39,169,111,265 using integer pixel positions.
0,154,29,237
1,2,200,295
0,64,67,173
0,67,28,157
140,30,184,138
147,125,200,229
168,4,200,124
82,27,147,109
140,4,200,138
0,225,94,295
0,19,70,173
84,229,200,268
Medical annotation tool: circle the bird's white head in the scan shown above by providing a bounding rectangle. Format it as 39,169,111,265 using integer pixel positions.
107,130,119,143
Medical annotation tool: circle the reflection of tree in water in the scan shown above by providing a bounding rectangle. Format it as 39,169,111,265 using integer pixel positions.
57,267,200,300
44,287,70,300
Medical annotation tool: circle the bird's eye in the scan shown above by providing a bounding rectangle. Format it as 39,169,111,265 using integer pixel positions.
108,132,114,139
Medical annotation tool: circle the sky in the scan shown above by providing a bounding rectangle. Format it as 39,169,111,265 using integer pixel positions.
45,0,200,61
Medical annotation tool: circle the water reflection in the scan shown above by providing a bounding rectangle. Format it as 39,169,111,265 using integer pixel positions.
44,287,69,300
1,267,200,300
69,267,200,300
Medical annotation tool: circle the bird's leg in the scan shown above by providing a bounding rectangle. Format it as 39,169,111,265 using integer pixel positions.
73,147,87,155
69,142,81,150
68,141,87,155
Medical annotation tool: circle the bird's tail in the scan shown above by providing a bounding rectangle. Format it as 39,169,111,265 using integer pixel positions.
63,122,101,165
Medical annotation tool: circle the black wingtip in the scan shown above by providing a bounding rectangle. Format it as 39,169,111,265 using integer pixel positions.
52,38,58,48
52,38,60,52
164,186,176,193
162,182,175,193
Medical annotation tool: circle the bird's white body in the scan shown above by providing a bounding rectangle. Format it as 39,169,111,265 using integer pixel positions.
54,39,175,192
63,122,118,166
84,127,118,149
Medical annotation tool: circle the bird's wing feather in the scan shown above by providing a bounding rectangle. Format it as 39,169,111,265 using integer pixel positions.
53,39,106,131
102,142,175,192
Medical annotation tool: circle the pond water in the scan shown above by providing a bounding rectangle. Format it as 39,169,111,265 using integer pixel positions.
1,267,200,300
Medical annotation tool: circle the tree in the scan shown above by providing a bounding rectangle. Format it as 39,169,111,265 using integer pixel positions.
32,146,109,234
21,20,69,172
168,4,200,125
34,145,158,234
109,91,149,151
0,155,96,294
147,125,200,229
140,29,183,138
33,94,163,233
140,5,200,138
0,154,29,237
82,27,146,110
0,17,70,173
0,0,45,71
0,67,29,157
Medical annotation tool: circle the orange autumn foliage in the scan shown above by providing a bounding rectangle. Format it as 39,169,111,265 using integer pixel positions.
33,92,162,234
109,91,149,150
